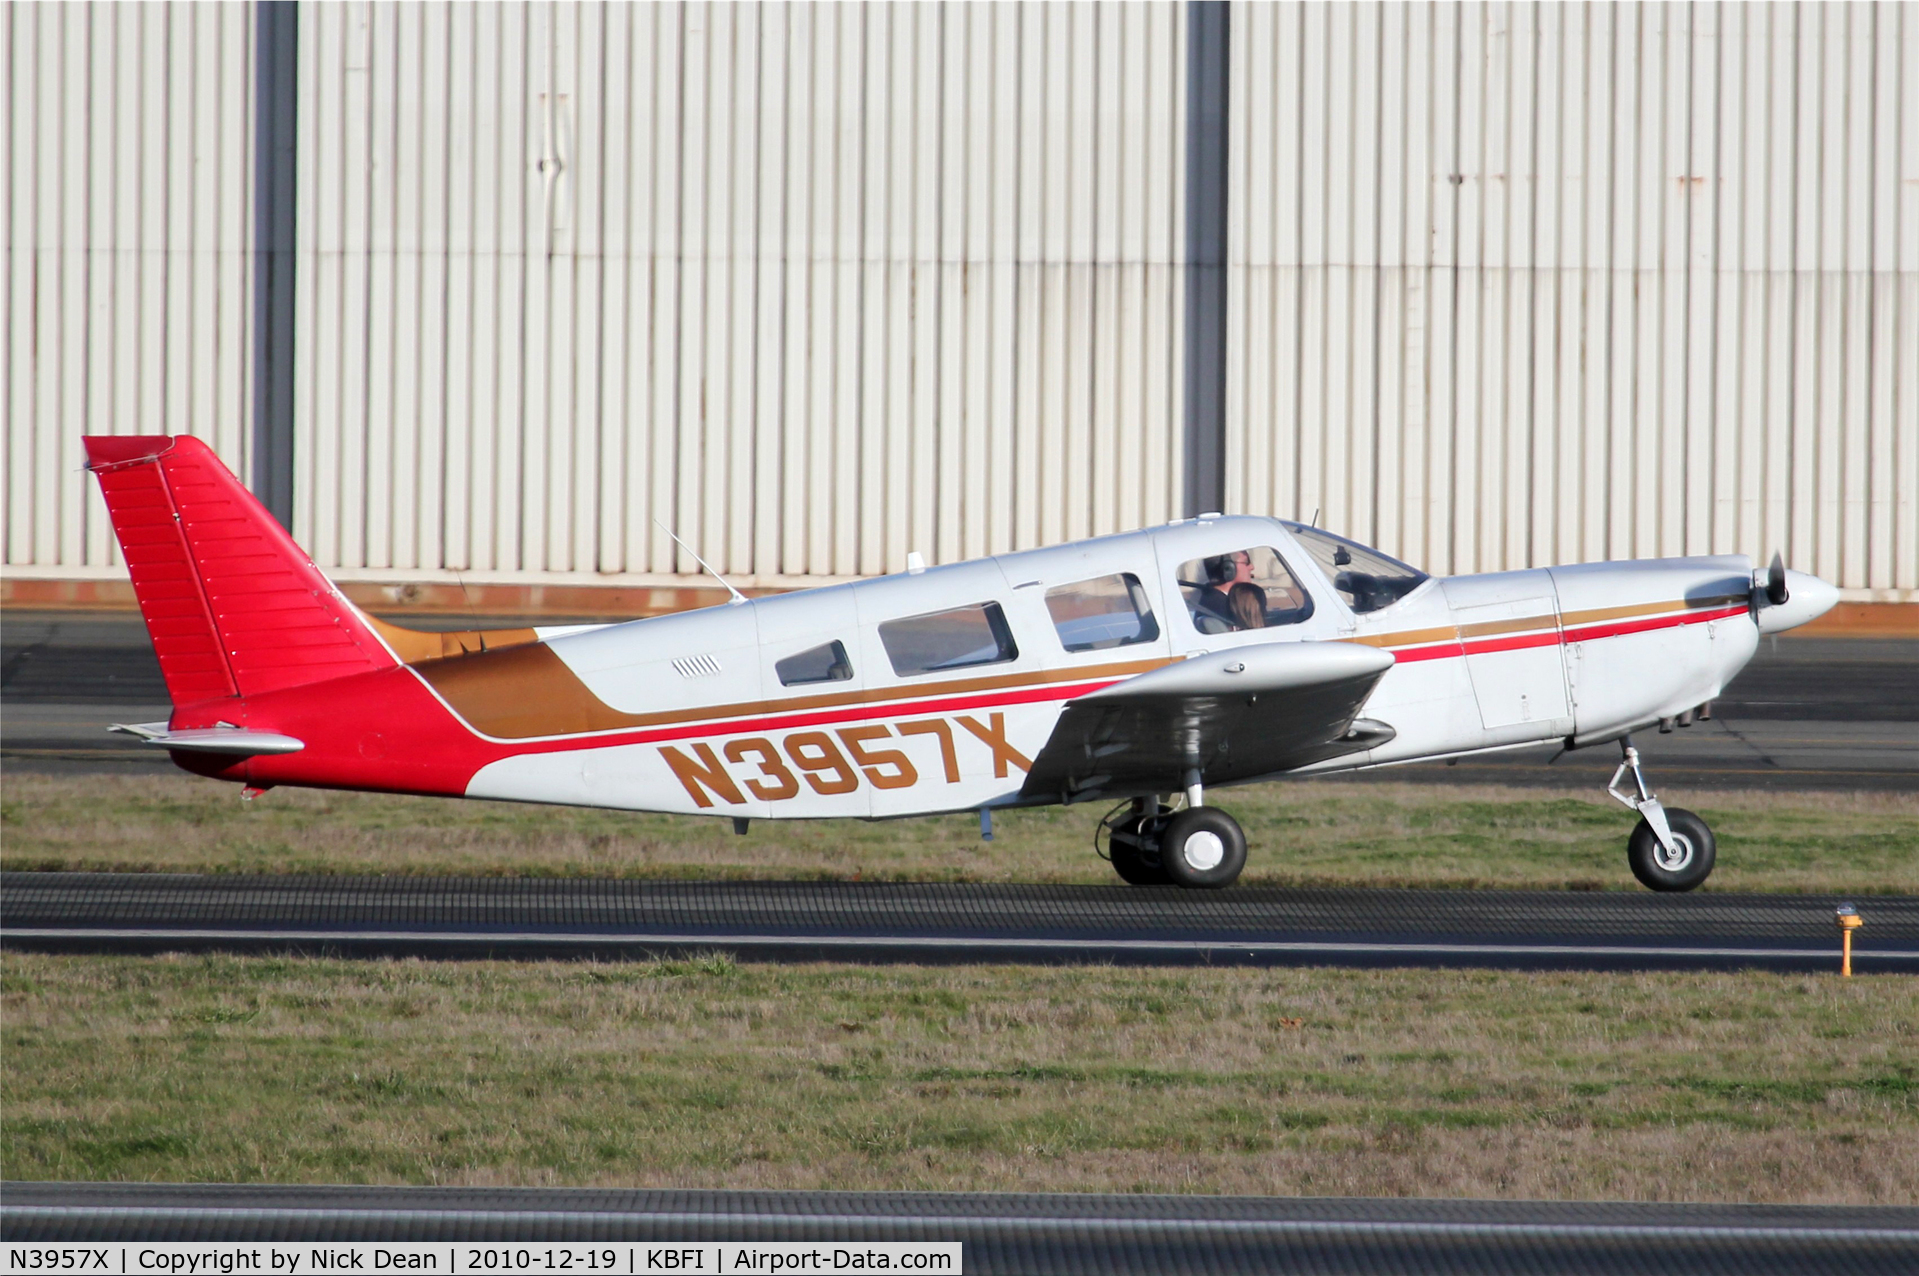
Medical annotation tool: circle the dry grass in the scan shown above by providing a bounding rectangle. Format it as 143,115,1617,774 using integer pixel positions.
3,952,1914,1201
3,772,1916,892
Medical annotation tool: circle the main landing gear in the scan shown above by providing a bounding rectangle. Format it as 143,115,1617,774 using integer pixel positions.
1608,736,1716,892
1099,771,1248,890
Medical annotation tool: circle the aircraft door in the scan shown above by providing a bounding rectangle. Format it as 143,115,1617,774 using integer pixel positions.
850,560,1042,819
1439,572,1574,740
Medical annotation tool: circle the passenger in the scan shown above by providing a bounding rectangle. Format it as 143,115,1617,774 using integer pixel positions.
1227,582,1267,629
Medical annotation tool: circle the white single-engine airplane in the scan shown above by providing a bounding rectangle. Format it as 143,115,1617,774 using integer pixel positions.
85,435,1838,892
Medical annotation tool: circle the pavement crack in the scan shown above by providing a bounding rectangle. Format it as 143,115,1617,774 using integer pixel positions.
1706,715,1782,769
0,637,50,690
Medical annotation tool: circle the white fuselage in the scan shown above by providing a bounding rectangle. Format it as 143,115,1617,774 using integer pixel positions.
453,517,1776,819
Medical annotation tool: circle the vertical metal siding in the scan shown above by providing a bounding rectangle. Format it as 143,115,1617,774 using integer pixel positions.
289,0,1190,582
3,2,259,572
6,2,1913,599
1227,1,1918,590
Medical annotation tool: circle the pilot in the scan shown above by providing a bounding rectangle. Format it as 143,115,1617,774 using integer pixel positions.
1195,551,1257,629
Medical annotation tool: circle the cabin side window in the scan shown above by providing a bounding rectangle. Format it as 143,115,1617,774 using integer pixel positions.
879,602,1019,676
1044,573,1160,653
1175,547,1315,634
775,640,854,687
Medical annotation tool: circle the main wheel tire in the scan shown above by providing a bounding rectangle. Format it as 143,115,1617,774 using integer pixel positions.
1158,807,1248,889
1627,807,1716,892
1109,812,1171,886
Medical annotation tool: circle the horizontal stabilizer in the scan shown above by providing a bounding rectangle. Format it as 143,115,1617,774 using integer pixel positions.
111,722,305,756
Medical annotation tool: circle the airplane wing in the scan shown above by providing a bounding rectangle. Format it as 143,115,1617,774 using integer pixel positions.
1020,642,1395,804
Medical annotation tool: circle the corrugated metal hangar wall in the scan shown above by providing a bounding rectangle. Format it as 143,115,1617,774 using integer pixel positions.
1228,2,1918,594
5,2,1917,598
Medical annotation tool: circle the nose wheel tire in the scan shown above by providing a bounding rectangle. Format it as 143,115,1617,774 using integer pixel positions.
1627,807,1716,892
1158,807,1248,890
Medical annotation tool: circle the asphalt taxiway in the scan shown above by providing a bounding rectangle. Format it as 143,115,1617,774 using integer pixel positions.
6,873,1914,972
6,1183,1916,1274
3,613,1914,791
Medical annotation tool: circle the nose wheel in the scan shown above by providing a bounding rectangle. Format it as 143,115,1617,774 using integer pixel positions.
1099,792,1248,890
1609,737,1716,891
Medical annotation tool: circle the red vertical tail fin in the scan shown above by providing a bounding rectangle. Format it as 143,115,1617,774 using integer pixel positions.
84,435,398,706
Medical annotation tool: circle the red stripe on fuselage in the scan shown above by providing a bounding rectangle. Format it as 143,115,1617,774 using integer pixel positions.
1377,600,1746,664
1382,641,1466,664
1464,630,1566,656
1559,604,1749,646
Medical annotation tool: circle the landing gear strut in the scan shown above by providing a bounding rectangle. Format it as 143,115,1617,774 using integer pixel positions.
1099,779,1248,890
1105,799,1172,886
1608,736,1716,892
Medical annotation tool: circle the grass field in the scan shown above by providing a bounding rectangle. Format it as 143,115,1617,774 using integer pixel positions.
4,953,1914,1201
4,772,1915,892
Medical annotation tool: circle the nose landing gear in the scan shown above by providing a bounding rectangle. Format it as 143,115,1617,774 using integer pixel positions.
1608,736,1716,891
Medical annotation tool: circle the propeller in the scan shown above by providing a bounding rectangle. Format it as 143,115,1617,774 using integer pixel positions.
1764,552,1790,607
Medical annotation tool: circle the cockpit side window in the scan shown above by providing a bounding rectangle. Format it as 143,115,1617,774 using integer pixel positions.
1280,523,1429,613
1044,573,1160,653
1174,547,1314,635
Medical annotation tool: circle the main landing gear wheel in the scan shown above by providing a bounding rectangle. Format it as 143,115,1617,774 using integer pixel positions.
1607,735,1716,892
1158,807,1248,890
1107,802,1171,886
1628,808,1716,892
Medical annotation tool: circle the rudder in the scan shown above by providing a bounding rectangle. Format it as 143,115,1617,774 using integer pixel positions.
85,435,398,706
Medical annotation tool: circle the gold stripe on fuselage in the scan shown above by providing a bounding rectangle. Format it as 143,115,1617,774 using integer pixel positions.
1558,593,1747,629
414,644,1178,742
362,613,541,663
1352,592,1748,652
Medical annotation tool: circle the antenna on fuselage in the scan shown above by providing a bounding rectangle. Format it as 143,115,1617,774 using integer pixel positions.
654,519,750,606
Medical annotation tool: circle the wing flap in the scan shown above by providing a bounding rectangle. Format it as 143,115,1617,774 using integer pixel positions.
1021,642,1393,802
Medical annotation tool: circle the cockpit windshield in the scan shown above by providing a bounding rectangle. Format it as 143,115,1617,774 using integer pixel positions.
1280,523,1429,614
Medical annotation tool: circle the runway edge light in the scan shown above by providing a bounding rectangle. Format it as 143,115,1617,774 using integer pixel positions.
1835,903,1863,977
